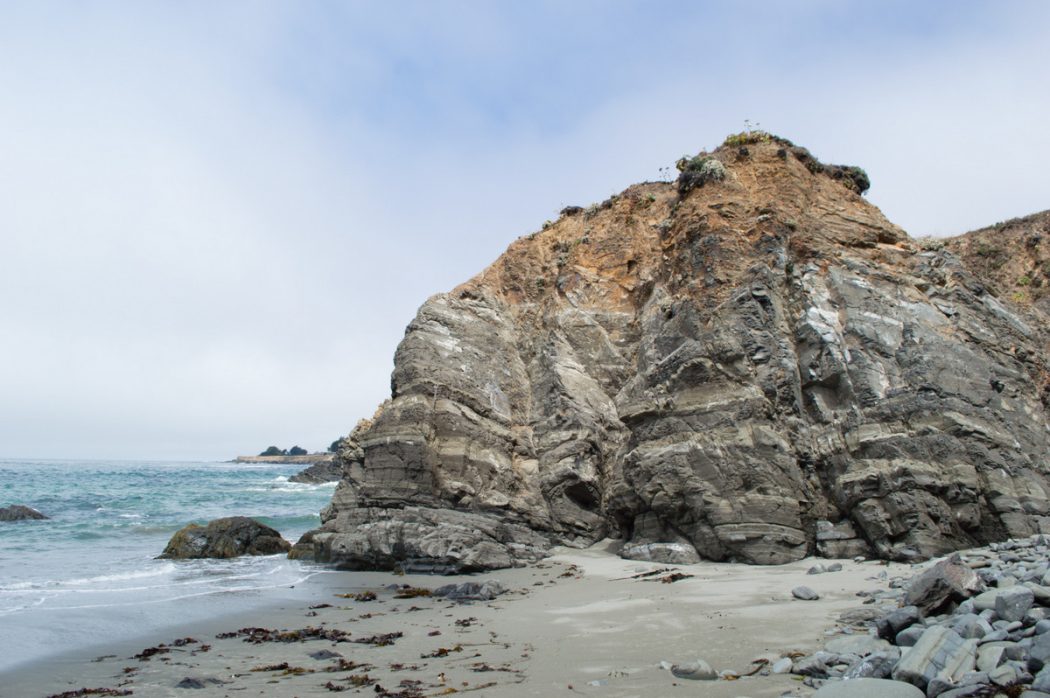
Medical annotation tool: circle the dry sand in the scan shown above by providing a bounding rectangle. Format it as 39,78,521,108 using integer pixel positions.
5,541,913,698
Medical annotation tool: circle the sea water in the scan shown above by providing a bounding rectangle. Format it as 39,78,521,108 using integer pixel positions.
0,459,337,672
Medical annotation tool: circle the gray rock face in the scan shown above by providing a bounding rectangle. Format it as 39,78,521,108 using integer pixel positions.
289,459,346,484
297,140,1050,570
159,517,291,559
0,504,48,521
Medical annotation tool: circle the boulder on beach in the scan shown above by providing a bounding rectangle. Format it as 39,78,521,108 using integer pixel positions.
0,504,49,521
159,516,291,559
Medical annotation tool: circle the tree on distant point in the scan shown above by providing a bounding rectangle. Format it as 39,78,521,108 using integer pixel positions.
328,438,343,453
288,445,308,456
260,446,286,456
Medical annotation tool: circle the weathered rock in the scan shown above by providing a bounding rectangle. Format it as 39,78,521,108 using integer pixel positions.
0,504,48,521
159,517,291,559
620,541,701,565
904,555,984,615
812,678,924,698
670,659,717,680
299,137,1050,571
289,505,548,573
432,580,506,601
891,626,977,690
817,520,874,559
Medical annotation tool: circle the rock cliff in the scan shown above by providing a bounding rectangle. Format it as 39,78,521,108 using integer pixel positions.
292,134,1050,571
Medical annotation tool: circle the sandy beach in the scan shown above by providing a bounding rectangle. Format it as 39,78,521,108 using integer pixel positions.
4,542,913,698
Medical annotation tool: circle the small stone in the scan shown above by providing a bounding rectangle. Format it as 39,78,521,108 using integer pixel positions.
810,564,828,575
794,586,820,600
772,657,793,674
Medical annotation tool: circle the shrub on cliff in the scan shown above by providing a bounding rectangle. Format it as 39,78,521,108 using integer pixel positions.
288,446,308,456
259,446,286,456
676,155,726,194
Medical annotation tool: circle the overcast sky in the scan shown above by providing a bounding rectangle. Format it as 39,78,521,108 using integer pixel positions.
1,2,1047,460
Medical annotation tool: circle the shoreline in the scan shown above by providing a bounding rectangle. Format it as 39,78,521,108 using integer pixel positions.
4,543,913,697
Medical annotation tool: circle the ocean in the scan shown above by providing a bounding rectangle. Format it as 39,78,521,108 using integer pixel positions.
0,459,338,673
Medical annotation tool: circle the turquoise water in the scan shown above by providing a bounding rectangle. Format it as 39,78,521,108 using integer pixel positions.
0,459,337,671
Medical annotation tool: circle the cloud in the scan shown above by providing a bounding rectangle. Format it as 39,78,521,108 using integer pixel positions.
0,2,1046,458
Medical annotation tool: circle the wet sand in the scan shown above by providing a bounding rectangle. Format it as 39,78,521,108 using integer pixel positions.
5,542,911,698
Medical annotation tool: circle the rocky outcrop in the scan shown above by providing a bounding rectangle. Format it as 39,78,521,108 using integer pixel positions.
233,454,335,465
160,517,291,559
295,133,1050,571
289,460,347,484
0,504,48,521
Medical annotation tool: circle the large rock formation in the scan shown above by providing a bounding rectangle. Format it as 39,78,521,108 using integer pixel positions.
160,517,291,559
293,134,1050,571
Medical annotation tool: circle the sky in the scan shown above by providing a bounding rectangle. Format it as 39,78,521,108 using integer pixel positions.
1,1,1048,460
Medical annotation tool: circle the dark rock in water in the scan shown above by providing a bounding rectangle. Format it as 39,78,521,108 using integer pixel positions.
159,517,291,559
0,504,48,521
295,137,1050,572
670,659,717,680
289,459,347,484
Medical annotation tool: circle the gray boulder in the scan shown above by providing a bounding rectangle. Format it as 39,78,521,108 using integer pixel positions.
159,517,291,559
794,585,821,600
996,585,1035,622
904,555,984,615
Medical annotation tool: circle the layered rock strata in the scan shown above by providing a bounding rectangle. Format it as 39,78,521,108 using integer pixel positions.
294,136,1050,571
